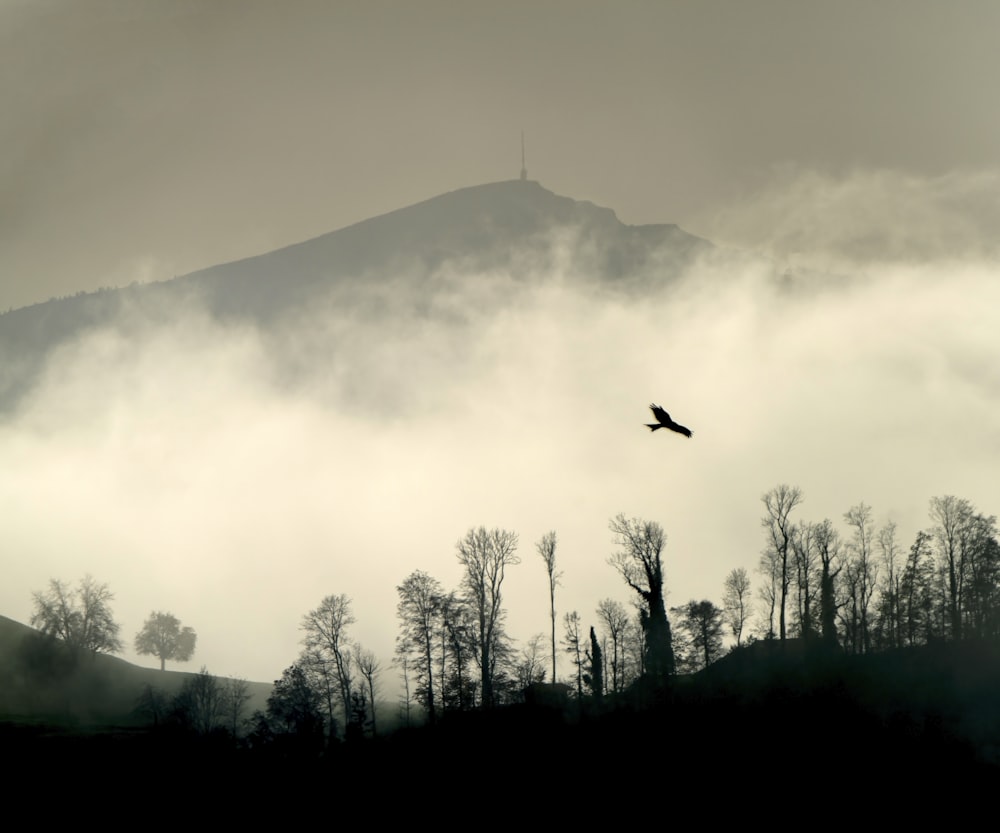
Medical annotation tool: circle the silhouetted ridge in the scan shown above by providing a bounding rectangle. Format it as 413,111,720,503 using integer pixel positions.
175,179,706,311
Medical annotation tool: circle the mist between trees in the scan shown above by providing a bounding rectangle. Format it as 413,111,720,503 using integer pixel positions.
16,488,1000,751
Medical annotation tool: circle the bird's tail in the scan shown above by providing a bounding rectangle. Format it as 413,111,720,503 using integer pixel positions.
645,424,662,431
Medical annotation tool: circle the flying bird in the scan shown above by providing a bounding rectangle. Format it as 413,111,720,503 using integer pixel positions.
646,404,693,438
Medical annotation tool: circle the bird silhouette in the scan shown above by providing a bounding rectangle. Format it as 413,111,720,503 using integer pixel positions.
646,404,693,438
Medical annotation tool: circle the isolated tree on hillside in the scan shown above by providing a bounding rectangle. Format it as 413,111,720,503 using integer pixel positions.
135,611,197,671
30,575,123,655
608,514,675,679
536,531,560,685
456,526,520,708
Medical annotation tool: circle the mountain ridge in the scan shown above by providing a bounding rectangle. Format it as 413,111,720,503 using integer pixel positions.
0,179,711,410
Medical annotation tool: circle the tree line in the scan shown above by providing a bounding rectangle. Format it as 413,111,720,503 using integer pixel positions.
754,487,1000,654
24,486,1000,749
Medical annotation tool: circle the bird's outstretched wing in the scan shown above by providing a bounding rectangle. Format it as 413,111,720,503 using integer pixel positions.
646,403,693,438
650,404,671,426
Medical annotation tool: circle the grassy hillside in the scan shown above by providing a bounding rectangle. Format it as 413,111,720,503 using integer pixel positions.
0,614,271,726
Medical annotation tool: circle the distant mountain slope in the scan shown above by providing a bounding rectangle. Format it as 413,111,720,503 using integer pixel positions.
0,180,711,411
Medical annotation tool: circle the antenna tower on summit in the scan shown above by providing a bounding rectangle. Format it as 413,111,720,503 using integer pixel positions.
520,131,527,181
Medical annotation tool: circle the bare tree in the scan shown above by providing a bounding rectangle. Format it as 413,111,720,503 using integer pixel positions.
930,495,974,640
440,592,474,711
814,518,843,647
536,531,561,685
900,530,934,646
761,485,803,641
791,523,818,639
722,568,752,647
596,598,629,693
756,547,779,640
395,654,413,728
30,575,123,655
608,514,674,678
843,502,878,653
135,611,196,671
353,643,381,737
220,677,252,737
962,513,1000,640
875,521,902,649
300,594,355,733
456,527,520,708
562,610,585,697
175,666,223,735
396,570,443,725
514,633,548,690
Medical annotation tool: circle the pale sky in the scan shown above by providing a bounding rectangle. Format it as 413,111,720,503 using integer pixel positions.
4,0,999,311
2,1,999,687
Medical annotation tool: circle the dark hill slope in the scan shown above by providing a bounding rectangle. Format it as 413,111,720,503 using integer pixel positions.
0,614,271,725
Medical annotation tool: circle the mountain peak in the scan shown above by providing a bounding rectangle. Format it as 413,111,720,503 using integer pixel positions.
176,179,706,305
0,181,710,409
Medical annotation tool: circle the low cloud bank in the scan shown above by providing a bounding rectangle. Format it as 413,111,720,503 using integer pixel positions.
3,170,998,684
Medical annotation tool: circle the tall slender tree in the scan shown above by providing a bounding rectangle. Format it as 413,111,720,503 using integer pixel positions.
843,502,878,653
562,611,585,697
536,531,560,685
300,594,355,733
596,598,629,692
814,518,842,648
456,526,520,708
395,570,443,725
930,495,974,640
761,485,803,642
722,568,752,647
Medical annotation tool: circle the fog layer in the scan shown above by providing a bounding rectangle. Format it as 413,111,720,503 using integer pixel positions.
3,170,998,683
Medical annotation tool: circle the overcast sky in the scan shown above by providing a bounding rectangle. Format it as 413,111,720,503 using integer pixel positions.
2,1,999,686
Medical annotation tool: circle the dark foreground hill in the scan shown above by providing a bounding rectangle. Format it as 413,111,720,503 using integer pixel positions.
5,629,999,808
